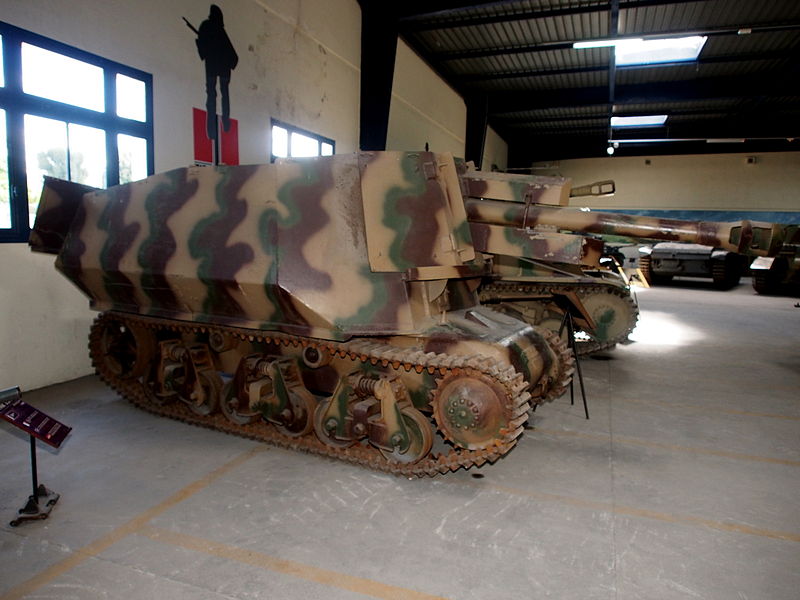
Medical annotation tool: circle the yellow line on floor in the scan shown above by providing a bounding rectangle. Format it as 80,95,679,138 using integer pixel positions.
618,396,800,421
0,445,267,600
475,482,800,543
139,526,448,600
534,427,800,467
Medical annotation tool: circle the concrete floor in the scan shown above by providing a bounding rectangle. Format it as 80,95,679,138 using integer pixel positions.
1,277,799,600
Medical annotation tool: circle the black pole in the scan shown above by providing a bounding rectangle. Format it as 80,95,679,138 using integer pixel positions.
30,435,39,499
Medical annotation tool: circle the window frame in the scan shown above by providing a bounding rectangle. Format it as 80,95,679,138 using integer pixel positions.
270,118,334,162
0,20,154,243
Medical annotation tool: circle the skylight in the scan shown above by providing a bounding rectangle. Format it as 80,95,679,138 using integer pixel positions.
610,115,668,127
615,36,707,66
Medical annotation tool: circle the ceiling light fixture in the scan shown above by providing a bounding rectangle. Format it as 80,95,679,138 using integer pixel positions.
573,37,643,49
611,115,668,127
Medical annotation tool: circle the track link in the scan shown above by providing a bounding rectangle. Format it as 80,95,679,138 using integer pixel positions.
89,312,535,477
480,281,639,355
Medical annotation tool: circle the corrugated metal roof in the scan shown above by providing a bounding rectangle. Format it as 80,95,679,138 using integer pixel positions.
382,0,800,163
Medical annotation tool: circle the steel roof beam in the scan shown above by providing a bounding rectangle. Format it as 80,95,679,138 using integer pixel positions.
397,0,706,32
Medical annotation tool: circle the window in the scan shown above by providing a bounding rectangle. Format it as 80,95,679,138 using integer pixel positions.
0,21,154,242
270,119,334,162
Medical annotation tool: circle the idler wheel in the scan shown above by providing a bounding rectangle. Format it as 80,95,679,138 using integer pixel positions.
379,407,433,465
431,369,512,450
578,289,634,344
95,316,154,379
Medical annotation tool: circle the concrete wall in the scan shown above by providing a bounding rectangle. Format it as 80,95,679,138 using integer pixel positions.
0,0,482,391
482,127,509,172
386,39,466,156
534,152,800,222
386,39,508,167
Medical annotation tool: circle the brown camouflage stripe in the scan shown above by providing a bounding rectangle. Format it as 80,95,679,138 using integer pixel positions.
139,169,199,314
97,184,140,309
190,165,257,320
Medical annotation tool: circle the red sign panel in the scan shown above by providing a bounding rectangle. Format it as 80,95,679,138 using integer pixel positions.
1,398,72,449
193,108,239,166
193,107,214,165
220,118,239,166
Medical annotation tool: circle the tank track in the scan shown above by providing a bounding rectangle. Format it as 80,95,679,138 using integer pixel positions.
480,281,639,355
88,311,562,478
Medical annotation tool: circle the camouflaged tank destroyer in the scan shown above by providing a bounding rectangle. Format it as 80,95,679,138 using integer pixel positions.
460,165,779,351
459,167,639,354
750,224,800,296
29,151,574,477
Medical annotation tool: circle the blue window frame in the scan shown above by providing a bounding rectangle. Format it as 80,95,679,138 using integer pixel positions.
0,21,154,243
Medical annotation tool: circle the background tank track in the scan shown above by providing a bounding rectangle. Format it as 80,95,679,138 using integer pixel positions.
89,312,570,477
480,281,639,355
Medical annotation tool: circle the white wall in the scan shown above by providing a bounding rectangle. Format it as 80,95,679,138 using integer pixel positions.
3,0,362,169
482,127,508,172
2,0,363,391
387,40,509,166
533,152,800,215
1,0,482,391
387,39,466,156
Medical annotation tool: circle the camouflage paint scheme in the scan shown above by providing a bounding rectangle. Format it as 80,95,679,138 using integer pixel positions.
464,194,772,255
34,152,475,338
457,164,784,348
456,167,634,347
30,151,576,476
749,224,800,295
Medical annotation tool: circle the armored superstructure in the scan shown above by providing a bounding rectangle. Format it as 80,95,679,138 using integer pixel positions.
30,151,573,476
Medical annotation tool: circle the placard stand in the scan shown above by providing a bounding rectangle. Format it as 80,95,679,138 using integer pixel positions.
0,387,71,527
11,435,61,526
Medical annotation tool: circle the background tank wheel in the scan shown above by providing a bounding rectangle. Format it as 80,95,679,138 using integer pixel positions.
752,257,787,295
94,316,154,379
639,255,672,285
182,370,222,416
273,387,315,438
752,272,776,295
378,407,433,465
313,397,356,448
712,255,742,290
220,381,257,425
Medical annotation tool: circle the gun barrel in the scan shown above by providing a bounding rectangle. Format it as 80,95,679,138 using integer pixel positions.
464,198,758,253
182,17,199,35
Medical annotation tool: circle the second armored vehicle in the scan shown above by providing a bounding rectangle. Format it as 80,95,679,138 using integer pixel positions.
750,224,800,295
459,167,639,354
638,242,746,289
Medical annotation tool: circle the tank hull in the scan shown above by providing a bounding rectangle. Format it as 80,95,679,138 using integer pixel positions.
31,151,574,476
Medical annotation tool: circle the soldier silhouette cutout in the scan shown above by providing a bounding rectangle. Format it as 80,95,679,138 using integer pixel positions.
189,5,238,140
